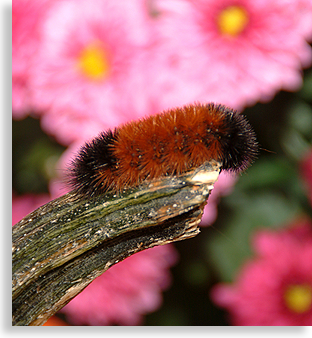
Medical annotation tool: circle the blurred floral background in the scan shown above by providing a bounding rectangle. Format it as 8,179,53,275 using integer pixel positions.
12,0,312,326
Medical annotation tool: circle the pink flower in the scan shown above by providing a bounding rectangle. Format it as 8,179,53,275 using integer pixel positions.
210,219,312,325
153,0,312,109
12,0,56,118
28,0,166,145
60,245,178,326
296,0,312,39
300,148,312,207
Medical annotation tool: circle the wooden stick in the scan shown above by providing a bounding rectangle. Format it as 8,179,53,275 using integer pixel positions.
12,162,221,326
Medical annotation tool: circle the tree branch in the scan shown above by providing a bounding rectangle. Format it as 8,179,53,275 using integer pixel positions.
12,162,221,326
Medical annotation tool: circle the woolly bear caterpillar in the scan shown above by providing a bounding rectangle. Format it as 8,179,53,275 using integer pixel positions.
69,103,258,196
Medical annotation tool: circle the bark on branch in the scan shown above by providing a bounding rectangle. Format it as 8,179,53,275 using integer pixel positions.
12,162,221,326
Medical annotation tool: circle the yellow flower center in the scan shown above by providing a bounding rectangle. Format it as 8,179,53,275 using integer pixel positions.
217,6,249,37
284,284,312,314
77,42,110,80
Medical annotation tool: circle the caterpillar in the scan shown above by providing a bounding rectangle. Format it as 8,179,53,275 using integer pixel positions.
68,103,258,196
